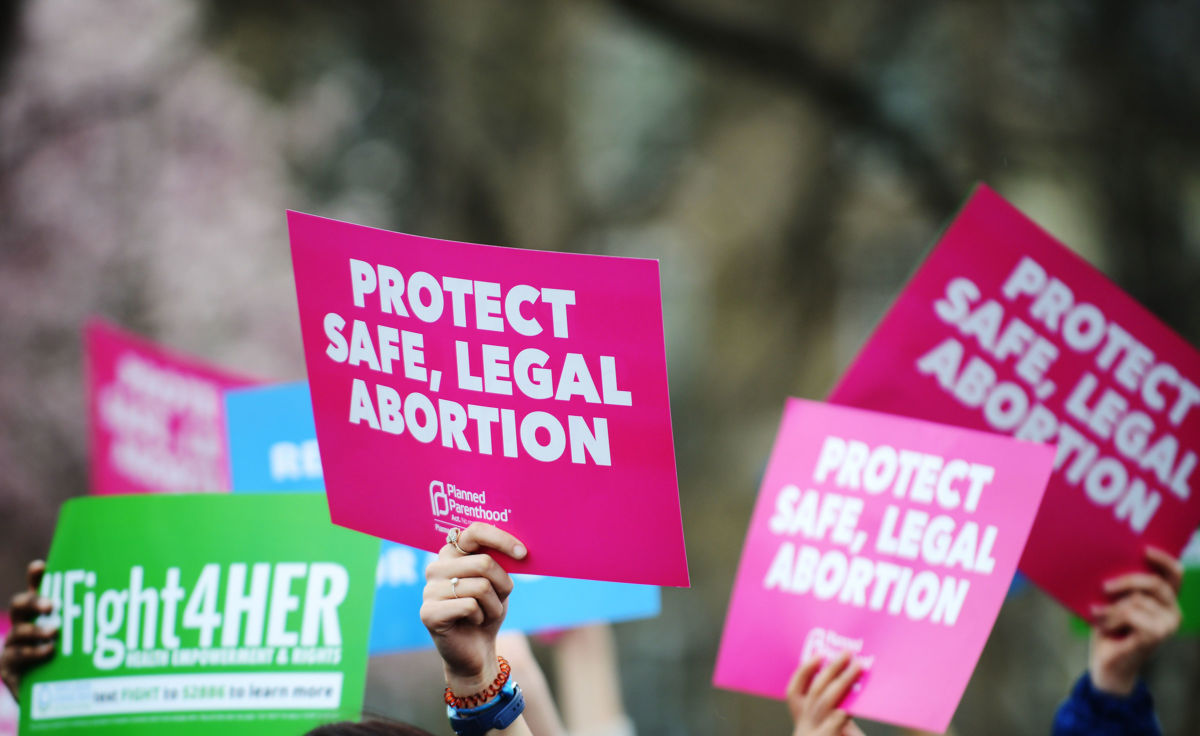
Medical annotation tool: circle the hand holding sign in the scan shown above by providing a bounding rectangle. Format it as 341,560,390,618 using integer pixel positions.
787,653,866,736
0,560,55,699
421,523,527,695
1088,547,1183,696
422,523,534,736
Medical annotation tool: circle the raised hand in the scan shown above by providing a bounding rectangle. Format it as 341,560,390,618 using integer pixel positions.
1,560,57,700
787,652,866,736
420,523,528,698
1089,546,1183,695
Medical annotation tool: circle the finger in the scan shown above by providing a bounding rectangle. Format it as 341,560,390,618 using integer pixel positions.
1110,588,1180,630
11,643,55,669
9,592,53,623
1123,593,1181,641
1144,547,1184,594
1092,601,1135,635
426,554,515,601
806,652,852,712
1122,599,1166,642
420,597,486,633
25,560,46,593
788,657,823,700
438,577,506,623
457,523,527,560
5,622,58,646
1096,594,1171,639
1104,573,1175,608
843,721,867,736
815,659,862,717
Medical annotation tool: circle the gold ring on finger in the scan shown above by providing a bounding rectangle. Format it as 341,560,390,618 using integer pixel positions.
446,528,468,555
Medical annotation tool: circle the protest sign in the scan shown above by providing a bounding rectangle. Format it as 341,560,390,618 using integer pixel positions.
829,184,1200,618
225,381,661,653
286,211,687,586
713,399,1054,733
0,616,16,736
86,319,255,495
21,494,378,735
226,382,325,494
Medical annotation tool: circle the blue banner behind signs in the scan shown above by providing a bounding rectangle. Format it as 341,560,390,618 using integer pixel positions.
225,382,660,653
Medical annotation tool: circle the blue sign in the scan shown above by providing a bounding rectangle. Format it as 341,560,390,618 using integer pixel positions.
226,382,325,493
225,382,660,653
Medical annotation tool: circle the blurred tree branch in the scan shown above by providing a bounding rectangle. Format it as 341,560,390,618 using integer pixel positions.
606,0,962,216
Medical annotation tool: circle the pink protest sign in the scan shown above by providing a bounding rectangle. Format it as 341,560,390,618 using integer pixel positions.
713,399,1054,732
287,212,687,586
829,184,1200,618
86,319,256,495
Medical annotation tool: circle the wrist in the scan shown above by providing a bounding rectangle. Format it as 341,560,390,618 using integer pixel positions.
1089,664,1137,696
445,658,502,699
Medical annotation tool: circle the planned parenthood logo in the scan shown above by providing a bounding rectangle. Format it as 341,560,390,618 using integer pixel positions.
430,480,512,532
801,627,876,671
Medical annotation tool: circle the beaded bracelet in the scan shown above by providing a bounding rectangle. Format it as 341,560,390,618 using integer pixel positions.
444,656,512,709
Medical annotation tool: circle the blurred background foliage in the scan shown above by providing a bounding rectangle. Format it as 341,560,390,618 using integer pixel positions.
1,1,1198,733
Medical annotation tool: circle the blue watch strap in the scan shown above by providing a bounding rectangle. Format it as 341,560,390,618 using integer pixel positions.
454,678,514,715
448,682,525,736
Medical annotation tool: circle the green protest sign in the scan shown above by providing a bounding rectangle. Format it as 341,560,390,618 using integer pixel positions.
20,493,380,735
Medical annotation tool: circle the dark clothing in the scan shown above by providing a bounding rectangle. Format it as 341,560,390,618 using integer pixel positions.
1052,672,1160,736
